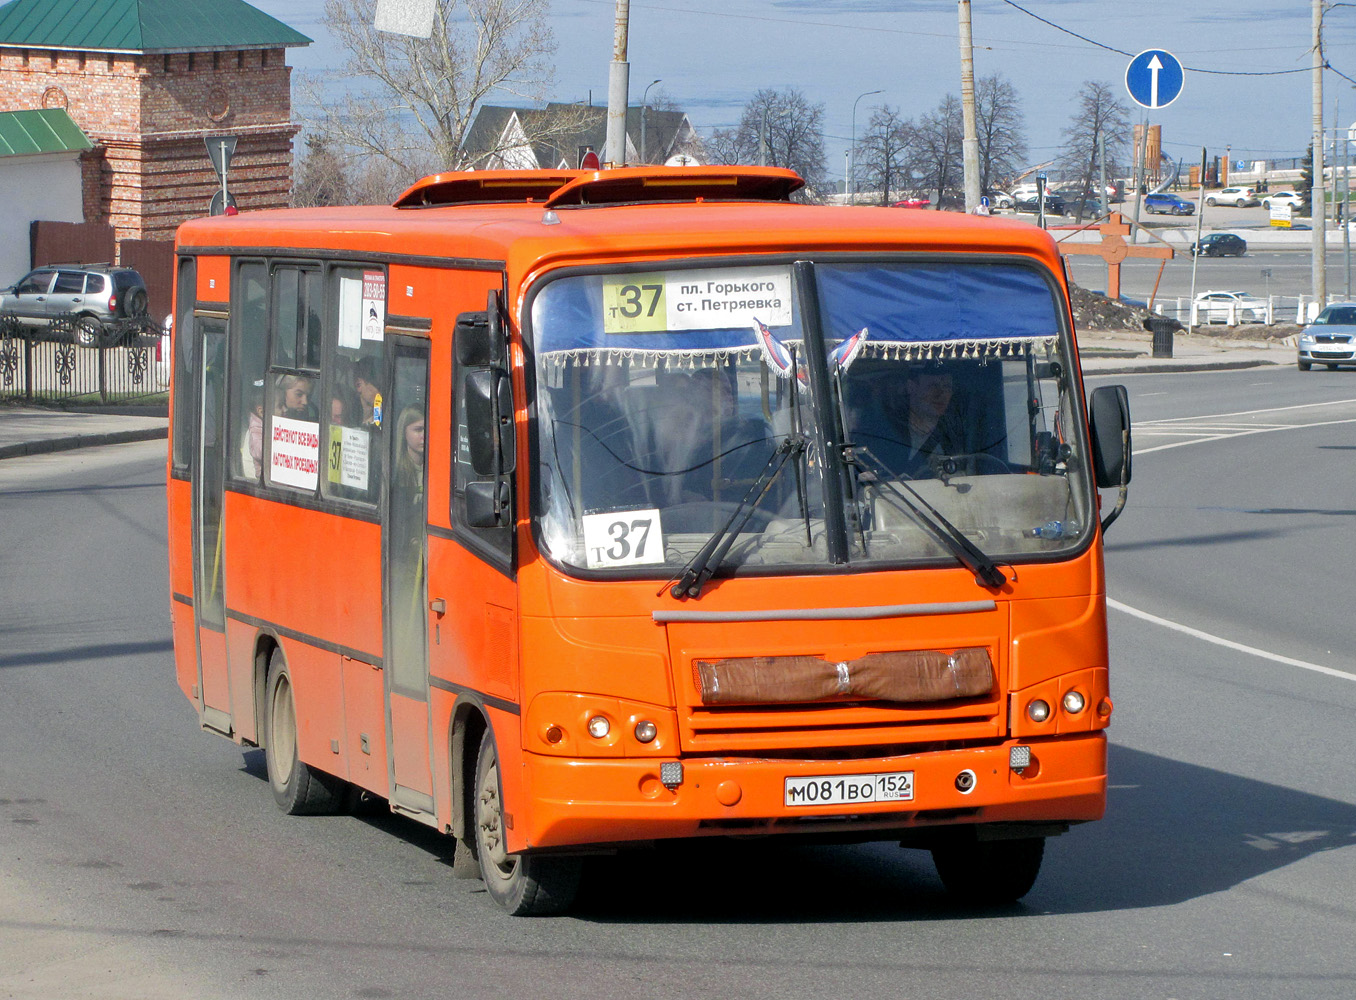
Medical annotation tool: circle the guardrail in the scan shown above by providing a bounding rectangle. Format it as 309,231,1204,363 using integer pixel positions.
1149,295,1345,327
0,313,168,404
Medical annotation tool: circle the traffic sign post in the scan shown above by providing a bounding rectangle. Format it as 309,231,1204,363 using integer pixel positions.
1125,49,1184,110
205,136,237,217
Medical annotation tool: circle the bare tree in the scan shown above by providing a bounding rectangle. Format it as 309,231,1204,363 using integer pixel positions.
974,74,1027,193
311,0,573,175
914,94,963,208
855,106,915,205
703,88,828,200
1060,80,1131,221
293,135,349,207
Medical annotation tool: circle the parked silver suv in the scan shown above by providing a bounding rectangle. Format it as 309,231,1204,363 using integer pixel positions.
0,265,150,346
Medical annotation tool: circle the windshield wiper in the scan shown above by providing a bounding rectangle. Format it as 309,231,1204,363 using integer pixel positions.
849,446,1007,589
667,434,807,600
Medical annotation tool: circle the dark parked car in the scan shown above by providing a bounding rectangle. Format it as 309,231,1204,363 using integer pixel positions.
1014,193,1066,215
1065,196,1106,218
1144,192,1195,216
0,264,150,346
1191,233,1247,257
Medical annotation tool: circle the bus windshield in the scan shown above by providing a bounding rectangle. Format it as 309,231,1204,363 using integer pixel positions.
530,258,1094,579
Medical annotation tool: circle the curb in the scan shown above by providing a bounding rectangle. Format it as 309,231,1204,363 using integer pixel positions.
0,426,167,461
1085,358,1280,376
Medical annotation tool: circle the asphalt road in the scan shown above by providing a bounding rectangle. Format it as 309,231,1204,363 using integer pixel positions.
1066,248,1356,309
3,370,1355,997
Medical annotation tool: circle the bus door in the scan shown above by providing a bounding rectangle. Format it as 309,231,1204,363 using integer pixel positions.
191,316,232,734
383,337,435,816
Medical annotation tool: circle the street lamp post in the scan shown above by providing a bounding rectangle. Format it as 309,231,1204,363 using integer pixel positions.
641,78,661,165
849,89,883,204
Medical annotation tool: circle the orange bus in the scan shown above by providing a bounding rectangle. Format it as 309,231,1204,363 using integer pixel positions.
168,167,1132,915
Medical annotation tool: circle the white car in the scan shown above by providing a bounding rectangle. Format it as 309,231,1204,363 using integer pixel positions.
1193,290,1268,325
1262,191,1303,210
1204,187,1258,207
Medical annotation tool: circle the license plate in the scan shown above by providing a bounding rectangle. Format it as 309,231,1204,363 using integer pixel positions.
784,771,914,807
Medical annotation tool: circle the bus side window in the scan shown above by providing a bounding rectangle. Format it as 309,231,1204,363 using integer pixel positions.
170,257,196,473
453,348,512,562
320,266,383,505
229,261,268,481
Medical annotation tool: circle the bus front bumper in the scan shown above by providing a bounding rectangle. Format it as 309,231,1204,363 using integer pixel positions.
519,732,1106,851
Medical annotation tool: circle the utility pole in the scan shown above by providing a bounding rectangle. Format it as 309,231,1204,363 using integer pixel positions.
1339,101,1350,298
1130,120,1149,244
1312,0,1327,308
849,89,882,204
605,0,631,167
640,78,661,164
1098,133,1108,218
1188,147,1207,332
958,0,981,212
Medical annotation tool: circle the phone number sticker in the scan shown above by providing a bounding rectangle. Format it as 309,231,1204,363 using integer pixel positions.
581,508,665,568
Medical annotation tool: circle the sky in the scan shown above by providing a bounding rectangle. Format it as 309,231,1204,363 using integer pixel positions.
254,0,1356,182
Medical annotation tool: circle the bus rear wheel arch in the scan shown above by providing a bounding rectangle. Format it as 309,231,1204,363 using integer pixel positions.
264,649,347,815
472,729,582,915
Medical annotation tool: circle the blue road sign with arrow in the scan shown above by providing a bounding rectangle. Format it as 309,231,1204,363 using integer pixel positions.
1125,49,1184,110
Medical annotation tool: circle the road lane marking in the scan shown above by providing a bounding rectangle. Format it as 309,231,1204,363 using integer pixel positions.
1141,397,1356,421
1134,417,1356,455
1108,598,1356,684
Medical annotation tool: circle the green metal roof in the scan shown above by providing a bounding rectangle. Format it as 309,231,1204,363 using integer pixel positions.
0,0,311,52
0,108,92,156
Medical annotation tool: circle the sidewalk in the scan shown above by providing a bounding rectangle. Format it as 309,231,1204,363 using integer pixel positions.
1076,326,1290,375
0,405,168,460
0,333,1288,461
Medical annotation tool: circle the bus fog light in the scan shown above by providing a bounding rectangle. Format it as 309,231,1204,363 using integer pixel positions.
1026,699,1050,723
634,720,658,743
587,715,610,739
1062,690,1086,714
1010,745,1032,772
660,761,684,789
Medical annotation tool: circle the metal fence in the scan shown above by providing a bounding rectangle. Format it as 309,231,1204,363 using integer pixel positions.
0,316,168,404
1150,295,1335,328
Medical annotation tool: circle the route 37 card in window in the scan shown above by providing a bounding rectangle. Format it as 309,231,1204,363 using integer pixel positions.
581,509,665,569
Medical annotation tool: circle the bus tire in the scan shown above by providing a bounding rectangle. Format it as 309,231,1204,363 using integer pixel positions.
473,731,581,915
931,836,1045,904
264,652,346,815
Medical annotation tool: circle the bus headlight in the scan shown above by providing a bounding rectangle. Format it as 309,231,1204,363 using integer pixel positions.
634,720,658,743
1062,690,1086,714
1026,699,1051,723
587,715,611,739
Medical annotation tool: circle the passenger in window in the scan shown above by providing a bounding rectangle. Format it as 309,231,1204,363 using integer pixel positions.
276,374,318,422
875,362,970,477
329,383,361,426
652,367,768,504
353,357,382,427
246,379,265,479
394,405,426,498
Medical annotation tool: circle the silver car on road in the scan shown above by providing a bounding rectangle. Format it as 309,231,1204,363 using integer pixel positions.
1297,303,1356,371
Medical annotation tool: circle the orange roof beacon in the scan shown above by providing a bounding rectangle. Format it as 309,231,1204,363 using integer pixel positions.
167,166,1132,915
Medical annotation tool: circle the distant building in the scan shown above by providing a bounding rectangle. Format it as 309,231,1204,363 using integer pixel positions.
463,103,703,171
0,107,90,278
0,0,310,244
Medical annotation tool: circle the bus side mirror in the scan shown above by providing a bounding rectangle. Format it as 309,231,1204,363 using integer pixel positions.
465,480,510,528
464,368,515,476
1089,384,1131,489
454,290,505,367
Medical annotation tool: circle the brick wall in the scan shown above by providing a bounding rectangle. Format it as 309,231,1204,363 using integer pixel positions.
0,45,297,241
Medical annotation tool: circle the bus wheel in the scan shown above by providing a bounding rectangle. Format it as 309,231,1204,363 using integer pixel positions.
473,731,581,915
931,836,1045,905
264,652,345,815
